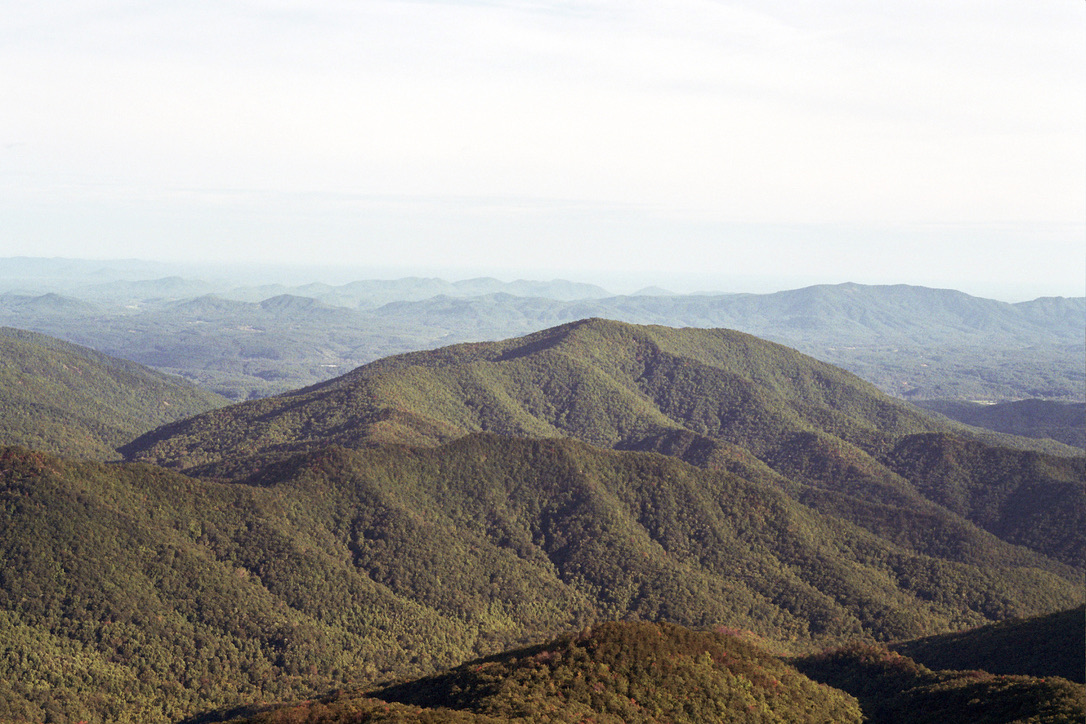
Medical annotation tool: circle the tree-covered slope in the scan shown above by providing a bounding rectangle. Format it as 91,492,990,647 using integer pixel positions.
0,327,228,459
340,622,862,724
122,319,1084,569
215,621,1086,724
1,437,1079,722
885,433,1085,567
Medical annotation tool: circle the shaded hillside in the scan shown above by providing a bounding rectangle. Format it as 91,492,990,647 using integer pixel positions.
795,643,1085,724
123,319,1084,568
885,433,1085,566
0,327,227,459
916,399,1086,449
1,438,1079,722
890,605,1085,683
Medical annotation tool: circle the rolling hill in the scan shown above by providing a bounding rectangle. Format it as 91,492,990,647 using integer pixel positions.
0,327,228,459
297,622,865,724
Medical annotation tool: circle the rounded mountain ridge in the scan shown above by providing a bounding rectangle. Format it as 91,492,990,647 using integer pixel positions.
121,317,938,472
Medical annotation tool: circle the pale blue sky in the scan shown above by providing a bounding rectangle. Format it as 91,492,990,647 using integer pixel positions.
1,1,1083,300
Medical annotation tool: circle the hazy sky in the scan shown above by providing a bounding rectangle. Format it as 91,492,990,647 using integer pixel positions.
2,1,1083,299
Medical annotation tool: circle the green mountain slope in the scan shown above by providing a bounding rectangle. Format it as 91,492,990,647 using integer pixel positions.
115,318,1002,466
0,327,227,459
1,437,1079,722
122,319,1084,568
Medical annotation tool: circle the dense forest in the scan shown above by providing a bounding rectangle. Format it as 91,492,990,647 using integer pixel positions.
201,616,1086,724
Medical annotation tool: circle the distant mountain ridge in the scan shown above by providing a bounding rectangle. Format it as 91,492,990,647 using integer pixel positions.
365,283,1085,346
1,279,1079,402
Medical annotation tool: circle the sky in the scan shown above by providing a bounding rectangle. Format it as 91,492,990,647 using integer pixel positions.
1,1,1083,300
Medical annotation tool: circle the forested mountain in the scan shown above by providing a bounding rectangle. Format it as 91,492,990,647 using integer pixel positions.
124,319,1084,568
1,308,1081,722
0,327,227,459
122,317,1072,466
213,618,1086,724
0,438,1079,722
224,622,866,723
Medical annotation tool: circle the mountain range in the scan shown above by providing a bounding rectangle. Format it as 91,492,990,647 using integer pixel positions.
124,318,1083,567
0,311,1081,722
1,272,1081,405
